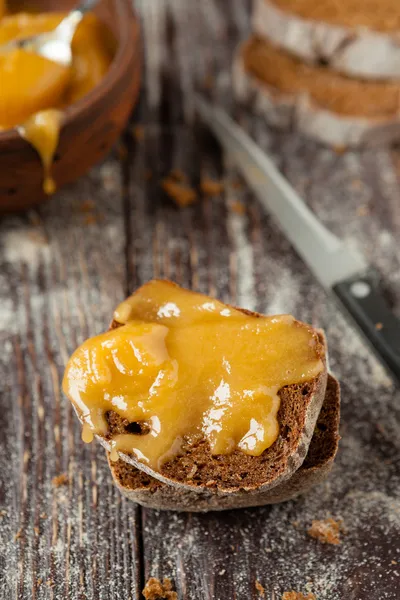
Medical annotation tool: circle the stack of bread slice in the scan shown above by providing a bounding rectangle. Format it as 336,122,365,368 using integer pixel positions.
104,312,340,512
233,0,400,148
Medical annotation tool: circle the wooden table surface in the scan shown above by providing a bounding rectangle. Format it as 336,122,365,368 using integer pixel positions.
1,1,400,599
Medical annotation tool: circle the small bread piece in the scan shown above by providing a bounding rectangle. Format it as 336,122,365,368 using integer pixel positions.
233,36,400,148
108,374,340,511
253,0,400,80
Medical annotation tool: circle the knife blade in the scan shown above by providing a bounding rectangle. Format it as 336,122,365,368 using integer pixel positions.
196,95,400,384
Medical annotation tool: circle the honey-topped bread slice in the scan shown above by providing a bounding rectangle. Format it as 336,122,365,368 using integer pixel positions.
252,0,400,80
63,280,328,495
107,374,340,511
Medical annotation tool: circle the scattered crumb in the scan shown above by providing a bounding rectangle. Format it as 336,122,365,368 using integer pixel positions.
218,569,226,576
52,473,69,488
46,579,54,587
351,178,363,190
205,480,217,487
142,577,177,600
84,214,97,226
132,125,145,141
40,513,47,519
36,578,43,586
232,178,244,190
391,560,397,565
375,322,383,330
186,465,198,479
356,204,370,217
282,592,316,600
169,168,187,183
255,580,265,597
230,200,246,215
34,526,40,536
144,169,153,181
0,510,7,518
27,231,48,246
162,178,197,207
333,145,347,155
14,528,22,541
78,199,95,213
292,520,300,529
200,177,224,197
307,518,344,545
202,72,214,90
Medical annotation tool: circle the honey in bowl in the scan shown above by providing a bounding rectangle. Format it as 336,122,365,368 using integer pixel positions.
0,10,114,194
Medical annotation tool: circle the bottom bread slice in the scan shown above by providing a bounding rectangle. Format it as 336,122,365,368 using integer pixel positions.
108,374,340,512
233,36,400,148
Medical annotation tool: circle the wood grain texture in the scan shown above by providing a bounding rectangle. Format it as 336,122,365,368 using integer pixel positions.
1,0,400,599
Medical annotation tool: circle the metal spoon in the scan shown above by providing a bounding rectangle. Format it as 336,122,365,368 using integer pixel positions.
0,0,97,66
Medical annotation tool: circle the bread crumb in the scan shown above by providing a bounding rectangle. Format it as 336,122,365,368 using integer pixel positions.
40,512,47,519
356,204,370,217
14,528,22,541
84,214,97,226
307,518,344,545
52,473,69,487
230,200,245,215
282,593,316,600
200,177,224,197
232,178,244,190
142,577,177,600
351,178,363,190
162,178,197,207
333,145,347,155
255,580,265,597
0,510,7,518
391,560,397,565
169,168,187,183
34,526,40,536
36,578,43,586
78,200,95,213
132,125,145,141
375,322,383,330
46,579,54,587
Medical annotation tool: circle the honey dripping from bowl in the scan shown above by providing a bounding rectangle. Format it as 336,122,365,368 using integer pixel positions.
18,109,62,195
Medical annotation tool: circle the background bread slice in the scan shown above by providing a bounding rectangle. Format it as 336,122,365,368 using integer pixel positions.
253,0,400,80
108,374,340,511
233,37,400,148
88,283,328,496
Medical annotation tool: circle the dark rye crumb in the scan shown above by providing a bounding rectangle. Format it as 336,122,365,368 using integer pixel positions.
200,177,224,197
255,579,265,596
52,473,69,487
307,518,345,545
162,178,197,207
142,577,177,600
282,593,316,600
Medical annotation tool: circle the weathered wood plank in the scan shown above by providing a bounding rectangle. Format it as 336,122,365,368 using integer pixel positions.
133,2,400,600
1,1,400,599
0,162,142,600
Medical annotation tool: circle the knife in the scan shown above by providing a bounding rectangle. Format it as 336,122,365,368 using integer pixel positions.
195,95,400,384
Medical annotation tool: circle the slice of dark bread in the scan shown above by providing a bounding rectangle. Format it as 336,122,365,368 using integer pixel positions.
92,283,328,496
108,374,340,511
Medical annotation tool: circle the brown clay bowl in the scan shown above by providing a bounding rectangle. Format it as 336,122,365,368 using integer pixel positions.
0,0,141,212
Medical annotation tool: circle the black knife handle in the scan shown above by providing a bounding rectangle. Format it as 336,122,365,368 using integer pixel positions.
333,274,400,384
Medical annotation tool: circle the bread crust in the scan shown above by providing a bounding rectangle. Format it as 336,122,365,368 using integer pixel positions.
78,281,328,496
253,0,400,80
233,50,400,148
108,374,340,511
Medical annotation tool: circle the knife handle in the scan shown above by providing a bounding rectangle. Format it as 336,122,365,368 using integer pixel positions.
333,274,400,384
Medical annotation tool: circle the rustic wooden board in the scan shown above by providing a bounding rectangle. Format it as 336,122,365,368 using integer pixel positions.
1,1,400,599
